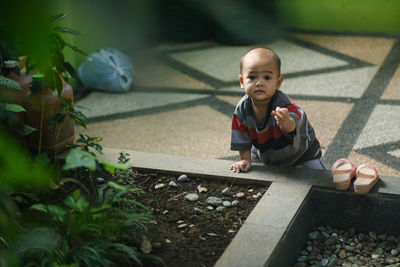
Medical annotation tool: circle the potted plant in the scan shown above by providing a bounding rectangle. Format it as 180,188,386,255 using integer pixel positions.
0,7,87,157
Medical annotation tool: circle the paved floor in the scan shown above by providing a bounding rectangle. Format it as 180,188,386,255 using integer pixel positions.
76,32,400,177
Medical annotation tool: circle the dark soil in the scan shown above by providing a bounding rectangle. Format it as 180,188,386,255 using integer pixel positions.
128,170,269,267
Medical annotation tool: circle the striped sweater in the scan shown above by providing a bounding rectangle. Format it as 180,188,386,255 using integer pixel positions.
231,91,321,166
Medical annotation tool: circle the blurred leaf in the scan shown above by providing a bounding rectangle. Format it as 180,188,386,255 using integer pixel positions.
50,13,67,24
16,228,58,255
97,158,129,175
0,75,22,90
64,190,89,213
0,129,54,190
63,148,97,172
63,62,81,81
53,27,81,35
64,42,87,57
30,204,66,223
2,103,25,113
23,124,36,136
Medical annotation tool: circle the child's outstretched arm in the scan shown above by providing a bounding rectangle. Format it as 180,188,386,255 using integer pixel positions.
229,150,252,173
272,107,296,133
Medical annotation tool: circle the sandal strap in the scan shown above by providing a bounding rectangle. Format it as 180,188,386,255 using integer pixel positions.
356,163,378,179
332,158,356,175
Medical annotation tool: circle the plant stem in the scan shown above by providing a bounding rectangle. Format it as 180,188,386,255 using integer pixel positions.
38,91,45,154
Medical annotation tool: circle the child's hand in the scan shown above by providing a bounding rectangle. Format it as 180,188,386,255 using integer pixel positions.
229,159,252,173
271,107,295,133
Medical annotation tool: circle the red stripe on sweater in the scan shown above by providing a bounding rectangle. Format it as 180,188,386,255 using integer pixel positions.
288,99,301,118
231,115,248,134
249,125,283,144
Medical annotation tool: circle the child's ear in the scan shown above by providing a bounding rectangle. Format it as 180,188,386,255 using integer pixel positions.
276,75,283,90
238,74,244,89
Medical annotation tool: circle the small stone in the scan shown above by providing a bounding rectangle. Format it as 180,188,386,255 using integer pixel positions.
216,206,225,212
324,237,338,246
194,207,203,214
185,193,199,202
207,233,218,237
300,250,308,256
177,220,184,224
309,231,319,240
222,201,232,207
338,250,346,259
222,187,230,195
165,239,171,243
168,181,177,187
297,256,307,263
252,192,263,198
206,196,223,207
141,236,152,254
154,183,165,189
347,256,355,263
377,234,387,241
369,231,377,240
207,206,214,210
177,174,189,182
231,200,239,206
177,224,187,229
96,177,105,183
321,231,330,239
371,254,379,260
228,229,236,233
374,247,384,255
391,248,399,256
235,192,245,198
248,189,254,192
321,258,329,266
197,185,207,193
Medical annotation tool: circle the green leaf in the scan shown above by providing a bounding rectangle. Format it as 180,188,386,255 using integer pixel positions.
0,75,22,90
53,26,81,35
0,129,54,189
63,148,97,171
63,61,81,81
97,158,129,175
30,204,66,223
16,228,58,255
23,124,37,136
64,190,89,212
107,181,129,192
50,13,67,23
3,103,25,112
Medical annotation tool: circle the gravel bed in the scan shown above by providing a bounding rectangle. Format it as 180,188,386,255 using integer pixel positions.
295,225,400,267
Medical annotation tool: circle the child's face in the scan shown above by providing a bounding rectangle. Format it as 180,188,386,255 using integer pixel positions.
239,49,283,103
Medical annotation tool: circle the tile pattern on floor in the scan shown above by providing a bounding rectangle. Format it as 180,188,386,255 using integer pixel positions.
77,32,400,177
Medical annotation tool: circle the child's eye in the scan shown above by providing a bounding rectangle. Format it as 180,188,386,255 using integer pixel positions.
264,76,271,80
248,75,256,80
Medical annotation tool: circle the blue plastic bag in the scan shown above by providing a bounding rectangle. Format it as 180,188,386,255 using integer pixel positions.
78,48,134,93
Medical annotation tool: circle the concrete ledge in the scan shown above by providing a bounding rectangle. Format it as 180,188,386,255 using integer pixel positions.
215,183,312,267
101,148,400,195
98,148,400,266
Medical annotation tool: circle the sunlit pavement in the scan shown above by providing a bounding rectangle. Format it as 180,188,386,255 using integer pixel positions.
76,32,400,177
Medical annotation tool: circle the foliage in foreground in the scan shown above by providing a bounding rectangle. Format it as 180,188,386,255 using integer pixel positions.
0,130,164,266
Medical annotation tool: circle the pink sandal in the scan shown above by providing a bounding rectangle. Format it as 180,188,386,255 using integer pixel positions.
332,158,356,190
354,163,379,194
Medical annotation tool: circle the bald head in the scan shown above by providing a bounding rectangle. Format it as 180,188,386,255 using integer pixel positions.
240,47,281,75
